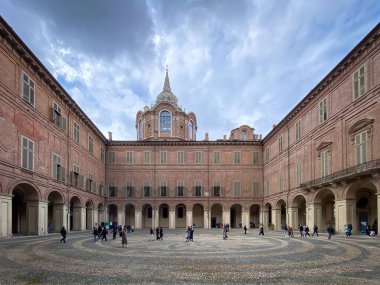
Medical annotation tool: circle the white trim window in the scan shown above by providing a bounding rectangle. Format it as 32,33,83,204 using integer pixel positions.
279,173,284,192
126,151,133,165
52,153,65,182
295,120,301,141
194,181,202,196
278,135,283,152
213,181,221,197
22,73,35,106
88,136,94,154
240,131,247,141
143,151,151,164
108,151,116,164
177,181,185,197
353,65,366,100
234,151,241,164
319,97,328,124
160,151,167,164
100,147,105,162
214,151,220,165
252,182,260,197
189,120,194,140
159,110,172,132
253,151,259,165
355,131,368,165
234,181,241,197
160,181,168,197
296,163,302,187
52,102,67,131
265,148,270,162
73,122,80,143
320,150,329,177
177,151,185,164
21,136,34,171
195,151,202,165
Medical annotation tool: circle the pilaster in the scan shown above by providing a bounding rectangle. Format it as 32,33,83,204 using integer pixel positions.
0,195,12,237
186,210,193,228
169,210,175,229
287,207,298,228
135,210,142,229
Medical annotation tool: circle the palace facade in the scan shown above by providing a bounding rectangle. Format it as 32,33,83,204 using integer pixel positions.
0,16,379,237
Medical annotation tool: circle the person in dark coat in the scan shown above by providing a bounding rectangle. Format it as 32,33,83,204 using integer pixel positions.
327,225,334,240
156,227,160,240
244,225,247,235
121,227,128,248
60,226,67,243
101,227,108,241
259,225,264,236
159,227,164,240
312,224,319,236
92,227,98,242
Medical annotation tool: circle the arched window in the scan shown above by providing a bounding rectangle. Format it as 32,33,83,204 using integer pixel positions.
189,120,194,140
241,130,247,141
160,110,171,132
138,119,143,140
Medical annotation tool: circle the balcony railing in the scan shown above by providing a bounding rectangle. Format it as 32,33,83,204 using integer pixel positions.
300,159,380,189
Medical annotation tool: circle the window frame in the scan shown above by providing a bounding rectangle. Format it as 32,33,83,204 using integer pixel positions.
319,97,328,124
22,72,35,107
355,131,368,165
213,151,220,165
21,136,34,171
234,151,241,165
88,136,94,154
73,122,80,143
353,65,366,100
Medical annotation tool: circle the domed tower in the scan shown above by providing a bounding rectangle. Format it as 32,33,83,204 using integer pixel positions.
136,67,197,141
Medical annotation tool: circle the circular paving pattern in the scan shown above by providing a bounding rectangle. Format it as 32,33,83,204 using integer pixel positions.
0,229,379,284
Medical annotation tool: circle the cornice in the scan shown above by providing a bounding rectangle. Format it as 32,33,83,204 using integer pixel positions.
108,140,262,147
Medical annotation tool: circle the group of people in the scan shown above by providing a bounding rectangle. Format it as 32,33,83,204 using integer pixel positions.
186,225,194,241
280,224,321,238
91,225,129,247
149,227,164,241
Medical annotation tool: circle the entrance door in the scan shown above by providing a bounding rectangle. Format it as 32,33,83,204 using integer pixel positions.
359,212,368,233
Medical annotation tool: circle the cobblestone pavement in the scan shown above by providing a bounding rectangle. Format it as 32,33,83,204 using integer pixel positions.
0,229,379,284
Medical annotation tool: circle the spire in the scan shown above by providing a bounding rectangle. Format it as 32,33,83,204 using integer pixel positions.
163,65,171,92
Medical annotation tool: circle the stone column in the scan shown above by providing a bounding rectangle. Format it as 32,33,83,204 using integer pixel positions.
135,210,142,229
80,207,86,231
53,203,65,232
242,210,250,229
186,209,193,228
154,209,159,228
287,207,298,228
203,209,209,229
93,209,99,227
26,201,47,235
0,195,12,237
260,207,268,229
72,206,82,231
335,200,349,235
118,209,125,227
223,208,230,226
169,210,175,229
272,208,281,230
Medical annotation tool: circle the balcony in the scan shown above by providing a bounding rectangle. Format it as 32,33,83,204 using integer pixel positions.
300,159,380,190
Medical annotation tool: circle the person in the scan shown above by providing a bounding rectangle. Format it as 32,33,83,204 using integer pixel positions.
299,225,304,237
101,227,108,241
327,224,334,240
344,225,350,237
288,226,294,237
312,224,319,236
149,228,155,241
60,226,67,243
121,227,128,248
259,225,264,236
244,225,247,235
113,226,118,240
189,226,194,242
92,226,98,242
304,225,311,237
223,224,228,239
156,227,160,240
159,227,164,240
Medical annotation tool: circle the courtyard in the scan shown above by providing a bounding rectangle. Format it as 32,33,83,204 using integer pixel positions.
0,229,379,284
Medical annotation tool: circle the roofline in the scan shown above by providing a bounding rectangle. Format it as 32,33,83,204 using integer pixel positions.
108,140,263,147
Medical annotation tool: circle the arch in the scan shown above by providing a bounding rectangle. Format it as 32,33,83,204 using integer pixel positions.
159,203,169,228
193,203,204,228
69,196,82,231
274,199,287,230
175,203,187,228
85,200,94,230
264,202,272,226
108,204,118,224
210,203,223,228
312,188,336,230
11,182,41,235
138,118,143,140
249,203,261,228
98,203,105,225
142,203,153,228
47,191,65,233
230,204,242,228
290,194,307,227
159,110,172,133
125,204,135,227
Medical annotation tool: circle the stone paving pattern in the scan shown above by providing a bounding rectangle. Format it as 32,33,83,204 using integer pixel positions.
0,229,379,284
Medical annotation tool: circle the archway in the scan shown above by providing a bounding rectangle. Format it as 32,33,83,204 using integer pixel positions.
125,204,135,227
289,195,307,227
98,203,105,225
12,183,40,235
175,203,186,228
108,204,118,224
159,203,169,228
142,203,153,228
230,204,242,228
249,204,260,228
313,189,336,231
69,196,82,231
47,191,64,233
193,203,204,228
85,201,94,230
210,203,223,228
274,199,287,230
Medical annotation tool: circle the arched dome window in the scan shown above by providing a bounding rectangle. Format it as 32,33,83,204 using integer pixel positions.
138,119,143,140
241,130,247,141
189,120,194,140
160,110,172,132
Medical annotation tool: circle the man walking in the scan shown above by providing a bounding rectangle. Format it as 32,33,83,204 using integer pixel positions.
60,226,67,243
312,224,319,236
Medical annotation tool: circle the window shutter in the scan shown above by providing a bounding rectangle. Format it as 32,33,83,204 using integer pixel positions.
92,181,96,193
62,117,67,132
86,179,90,191
53,161,57,180
79,175,84,188
70,171,75,186
60,167,65,182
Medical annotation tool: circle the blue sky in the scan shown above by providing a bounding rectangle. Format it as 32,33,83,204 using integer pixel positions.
1,1,379,140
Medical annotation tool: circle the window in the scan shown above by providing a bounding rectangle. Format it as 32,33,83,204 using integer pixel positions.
234,181,241,197
195,151,202,164
108,151,116,164
319,97,328,124
295,120,302,141
189,120,194,140
71,164,84,188
21,136,34,171
241,131,247,141
279,173,284,192
138,119,143,140
177,151,185,164
88,136,94,154
22,73,35,106
100,147,105,162
52,102,67,131
353,66,366,100
320,150,329,177
124,181,134,197
52,153,65,182
160,181,167,197
278,136,283,152
253,151,259,165
144,151,151,164
143,181,151,197
126,151,133,164
160,151,167,164
265,148,270,162
234,151,241,164
214,151,220,165
194,181,202,196
355,131,368,165
177,181,185,197
87,173,96,193
160,110,171,132
252,182,260,197
73,122,80,143
213,181,221,197
296,163,302,187
108,181,117,197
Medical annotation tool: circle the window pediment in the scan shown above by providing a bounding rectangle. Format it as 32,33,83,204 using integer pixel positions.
316,141,332,152
348,118,373,142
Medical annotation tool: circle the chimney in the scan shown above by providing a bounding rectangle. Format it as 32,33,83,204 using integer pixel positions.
205,132,209,141
108,131,112,141
223,135,227,140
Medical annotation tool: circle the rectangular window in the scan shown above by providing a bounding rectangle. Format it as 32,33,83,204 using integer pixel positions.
194,181,202,196
195,151,202,164
234,152,241,164
108,181,117,197
214,151,220,165
87,173,96,193
144,151,151,164
278,136,283,152
177,181,185,197
355,131,368,165
21,136,34,171
319,97,328,124
177,151,185,164
160,151,167,164
73,122,80,142
88,136,94,154
143,181,151,197
295,120,302,141
213,181,221,197
253,151,259,165
160,181,167,197
320,150,329,177
296,163,302,187
252,182,260,197
279,173,284,192
72,164,84,188
126,151,133,165
234,181,241,197
124,181,134,197
100,147,105,162
353,66,366,100
265,148,270,162
108,151,116,164
22,73,35,106
52,153,65,182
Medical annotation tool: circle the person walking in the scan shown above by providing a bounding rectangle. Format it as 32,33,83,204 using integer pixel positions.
156,227,160,241
159,227,164,240
299,225,304,237
223,224,228,239
101,227,108,241
112,226,117,240
344,225,350,237
259,225,264,236
244,225,247,235
60,226,67,243
149,228,155,241
121,227,128,248
312,224,319,236
327,224,334,240
92,226,98,242
305,225,311,237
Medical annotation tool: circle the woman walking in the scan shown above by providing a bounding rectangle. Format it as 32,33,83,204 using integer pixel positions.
121,227,128,248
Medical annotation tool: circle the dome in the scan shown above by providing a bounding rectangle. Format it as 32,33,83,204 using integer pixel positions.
155,67,178,106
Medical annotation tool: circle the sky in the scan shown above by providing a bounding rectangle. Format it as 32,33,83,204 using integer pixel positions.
1,1,379,141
